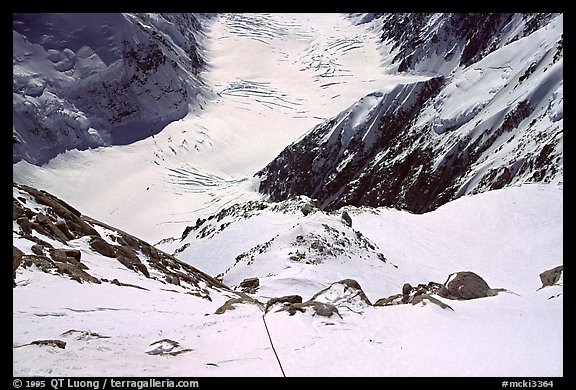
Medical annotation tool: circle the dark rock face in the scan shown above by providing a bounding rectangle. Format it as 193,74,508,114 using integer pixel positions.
378,14,555,72
438,272,492,300
539,265,563,288
257,78,447,213
257,13,562,214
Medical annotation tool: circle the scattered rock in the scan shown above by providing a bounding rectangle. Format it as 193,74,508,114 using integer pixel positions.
279,300,342,318
146,339,191,356
50,248,82,263
438,271,492,300
238,277,259,293
61,329,110,340
55,221,74,240
13,182,227,295
401,282,413,303
16,216,33,235
374,293,403,306
265,295,303,313
168,275,181,286
54,263,101,284
305,301,342,318
301,203,315,216
31,339,66,349
13,246,23,287
34,213,70,242
341,211,353,227
89,236,116,258
21,254,54,273
539,265,563,289
110,279,148,290
403,281,444,303
66,218,100,237
411,294,454,311
311,279,372,312
215,294,263,315
31,244,44,256
115,245,150,277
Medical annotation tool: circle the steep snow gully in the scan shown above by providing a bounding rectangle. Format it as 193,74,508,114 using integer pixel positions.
13,13,562,378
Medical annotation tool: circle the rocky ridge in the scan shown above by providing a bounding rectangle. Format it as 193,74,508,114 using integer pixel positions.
257,13,563,213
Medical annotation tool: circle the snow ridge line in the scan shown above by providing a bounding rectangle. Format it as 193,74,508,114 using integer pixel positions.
261,313,286,377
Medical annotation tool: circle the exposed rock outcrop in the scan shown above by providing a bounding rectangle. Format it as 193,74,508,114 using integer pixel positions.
238,277,260,294
257,13,562,214
12,182,228,299
538,265,563,289
438,271,494,300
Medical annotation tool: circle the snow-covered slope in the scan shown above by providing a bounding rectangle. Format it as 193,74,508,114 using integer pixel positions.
258,13,563,213
13,13,563,377
13,13,210,165
15,181,563,376
14,13,420,243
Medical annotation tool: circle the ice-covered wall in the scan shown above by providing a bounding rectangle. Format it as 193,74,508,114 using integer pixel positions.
13,13,211,165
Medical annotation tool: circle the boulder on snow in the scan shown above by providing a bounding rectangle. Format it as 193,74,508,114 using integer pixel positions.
312,279,372,306
115,245,150,278
239,277,259,293
374,294,403,307
341,211,353,227
145,339,192,356
301,203,315,216
215,294,263,315
16,216,33,236
539,265,563,289
33,213,70,242
438,271,492,300
401,282,413,303
404,281,444,303
278,300,342,318
30,339,66,349
89,236,116,258
50,248,82,263
13,246,23,287
31,244,44,256
265,295,303,313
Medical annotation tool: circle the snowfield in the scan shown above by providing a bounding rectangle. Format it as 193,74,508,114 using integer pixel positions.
13,183,563,376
